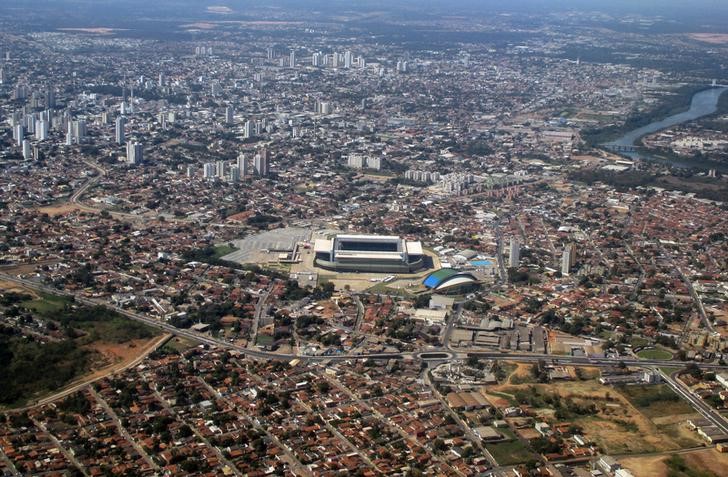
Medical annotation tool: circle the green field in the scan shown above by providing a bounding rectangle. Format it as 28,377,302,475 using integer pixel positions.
637,348,673,360
617,384,694,419
486,440,538,466
22,291,72,314
212,244,238,259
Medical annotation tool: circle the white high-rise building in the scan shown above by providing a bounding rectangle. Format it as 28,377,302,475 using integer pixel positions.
317,101,332,115
115,116,126,145
0,67,6,84
312,52,323,67
126,142,143,165
158,72,164,87
289,50,296,67
73,120,87,143
35,119,49,141
509,238,520,267
332,52,340,68
347,155,365,169
254,149,269,176
344,50,353,69
217,160,226,179
22,139,31,160
367,157,382,170
13,124,24,146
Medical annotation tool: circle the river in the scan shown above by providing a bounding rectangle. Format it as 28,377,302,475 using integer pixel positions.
605,87,728,170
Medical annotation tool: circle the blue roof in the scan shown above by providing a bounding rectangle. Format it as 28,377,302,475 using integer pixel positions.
423,269,459,288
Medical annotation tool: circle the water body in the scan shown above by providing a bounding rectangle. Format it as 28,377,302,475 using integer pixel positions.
605,87,728,170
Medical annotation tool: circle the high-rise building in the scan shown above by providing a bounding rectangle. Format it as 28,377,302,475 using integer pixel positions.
561,243,576,276
509,238,520,267
332,52,340,68
66,122,73,146
243,120,253,139
347,155,365,169
35,120,48,141
73,120,87,143
158,72,164,87
126,142,143,165
202,162,215,179
115,116,126,145
237,153,249,177
289,50,296,67
344,50,353,69
45,88,55,109
217,160,226,179
266,47,275,60
225,106,234,124
317,101,332,115
312,52,323,67
230,166,240,183
0,67,6,84
13,124,24,146
254,149,269,176
22,139,31,160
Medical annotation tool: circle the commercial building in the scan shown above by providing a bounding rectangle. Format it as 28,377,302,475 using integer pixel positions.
314,234,425,273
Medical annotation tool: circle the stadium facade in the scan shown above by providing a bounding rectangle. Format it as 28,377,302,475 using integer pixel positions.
314,234,425,273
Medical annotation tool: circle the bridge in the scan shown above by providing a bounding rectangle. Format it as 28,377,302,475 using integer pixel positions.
603,144,637,153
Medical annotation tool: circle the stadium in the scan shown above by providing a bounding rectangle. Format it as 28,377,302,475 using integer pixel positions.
314,234,425,273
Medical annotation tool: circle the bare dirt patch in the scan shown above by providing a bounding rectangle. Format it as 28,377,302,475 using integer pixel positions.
0,280,40,298
689,33,728,44
621,449,728,477
620,455,668,477
684,448,728,475
37,202,83,216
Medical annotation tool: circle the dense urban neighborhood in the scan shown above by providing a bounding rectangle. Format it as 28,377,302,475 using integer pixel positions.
1,1,728,476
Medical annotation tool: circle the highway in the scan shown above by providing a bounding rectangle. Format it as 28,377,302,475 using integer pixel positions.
4,272,728,371
659,369,728,435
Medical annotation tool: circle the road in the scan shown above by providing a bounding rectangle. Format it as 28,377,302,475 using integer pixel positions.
17,333,171,411
442,302,463,351
4,273,728,372
659,369,728,435
423,369,499,468
249,288,271,348
87,387,160,472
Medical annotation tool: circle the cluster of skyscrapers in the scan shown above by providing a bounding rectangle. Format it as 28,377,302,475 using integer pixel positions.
201,149,269,181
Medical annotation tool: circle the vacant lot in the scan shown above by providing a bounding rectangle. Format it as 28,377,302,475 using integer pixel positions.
486,440,537,466
617,384,694,419
621,449,728,477
487,380,701,454
637,347,673,360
